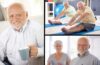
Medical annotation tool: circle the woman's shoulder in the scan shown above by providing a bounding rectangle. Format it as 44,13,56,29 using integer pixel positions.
48,53,55,60
49,53,55,57
62,52,68,55
62,53,69,57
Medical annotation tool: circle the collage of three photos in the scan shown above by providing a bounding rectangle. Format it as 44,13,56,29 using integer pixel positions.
45,0,100,65
0,0,100,65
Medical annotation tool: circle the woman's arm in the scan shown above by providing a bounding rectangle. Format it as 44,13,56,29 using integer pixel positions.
55,9,66,20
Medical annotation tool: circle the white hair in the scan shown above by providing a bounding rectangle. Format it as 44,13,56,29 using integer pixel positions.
54,40,62,46
77,1,85,7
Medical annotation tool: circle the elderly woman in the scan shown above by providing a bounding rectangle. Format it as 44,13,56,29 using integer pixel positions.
47,40,70,65
48,2,76,24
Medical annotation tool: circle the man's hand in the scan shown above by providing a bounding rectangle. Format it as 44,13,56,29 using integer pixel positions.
29,45,38,58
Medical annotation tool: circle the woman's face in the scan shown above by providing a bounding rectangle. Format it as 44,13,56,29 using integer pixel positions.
64,2,69,9
55,43,62,53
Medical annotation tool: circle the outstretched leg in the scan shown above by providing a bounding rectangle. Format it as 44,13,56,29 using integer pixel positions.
61,24,84,34
48,19,62,24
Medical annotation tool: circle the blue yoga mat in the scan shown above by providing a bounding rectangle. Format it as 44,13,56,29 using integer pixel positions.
45,23,66,28
55,26,100,35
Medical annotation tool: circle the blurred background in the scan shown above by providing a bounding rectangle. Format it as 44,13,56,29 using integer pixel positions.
0,0,44,32
45,36,100,65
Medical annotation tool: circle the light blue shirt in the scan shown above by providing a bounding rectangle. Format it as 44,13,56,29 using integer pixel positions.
0,20,44,65
70,51,100,65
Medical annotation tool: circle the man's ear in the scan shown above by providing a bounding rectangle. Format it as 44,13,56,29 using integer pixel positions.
26,12,28,18
88,45,90,49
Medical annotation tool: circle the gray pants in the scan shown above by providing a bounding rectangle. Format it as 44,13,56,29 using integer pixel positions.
28,56,44,65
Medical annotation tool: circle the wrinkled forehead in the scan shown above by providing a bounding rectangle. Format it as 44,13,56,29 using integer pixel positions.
77,2,85,7
7,3,25,13
63,2,69,5
78,37,89,45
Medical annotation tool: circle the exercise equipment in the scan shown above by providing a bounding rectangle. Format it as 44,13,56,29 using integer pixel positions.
54,4,65,17
45,23,66,28
55,26,100,35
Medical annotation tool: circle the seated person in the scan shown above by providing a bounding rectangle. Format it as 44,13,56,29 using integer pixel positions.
49,1,76,24
61,1,96,34
0,3,44,65
47,40,70,65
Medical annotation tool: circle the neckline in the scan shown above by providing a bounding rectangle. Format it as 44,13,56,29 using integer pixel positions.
54,53,63,62
78,51,89,57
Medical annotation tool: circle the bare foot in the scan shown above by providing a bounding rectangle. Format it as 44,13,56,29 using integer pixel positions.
61,27,72,34
61,27,68,33
48,20,54,24
48,20,62,24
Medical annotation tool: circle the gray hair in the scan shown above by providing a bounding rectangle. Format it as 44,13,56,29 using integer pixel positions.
77,1,85,7
7,2,26,13
54,40,62,46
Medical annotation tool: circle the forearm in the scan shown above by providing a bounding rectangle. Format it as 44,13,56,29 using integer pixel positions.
74,15,84,23
70,13,89,25
69,17,81,25
75,13,89,23
55,11,65,19
68,16,77,25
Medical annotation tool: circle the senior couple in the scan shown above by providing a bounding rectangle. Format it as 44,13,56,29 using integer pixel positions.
49,1,96,34
47,37,100,65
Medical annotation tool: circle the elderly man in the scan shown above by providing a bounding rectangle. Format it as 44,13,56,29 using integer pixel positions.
70,37,100,65
49,2,76,24
0,3,44,65
62,1,96,34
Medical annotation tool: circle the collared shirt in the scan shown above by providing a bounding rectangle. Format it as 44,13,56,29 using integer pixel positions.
63,5,76,17
76,6,96,24
70,51,100,65
0,19,44,65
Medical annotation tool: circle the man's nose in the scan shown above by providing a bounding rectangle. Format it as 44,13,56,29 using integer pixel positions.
12,15,19,20
13,15,19,19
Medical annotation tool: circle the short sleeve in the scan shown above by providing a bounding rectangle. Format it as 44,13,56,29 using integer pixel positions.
47,55,52,64
84,7,92,14
63,7,72,14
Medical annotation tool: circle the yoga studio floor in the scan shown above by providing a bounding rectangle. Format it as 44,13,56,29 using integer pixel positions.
45,16,100,35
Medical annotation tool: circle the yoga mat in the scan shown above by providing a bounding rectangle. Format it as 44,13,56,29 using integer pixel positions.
48,0,53,2
45,23,66,28
54,26,100,35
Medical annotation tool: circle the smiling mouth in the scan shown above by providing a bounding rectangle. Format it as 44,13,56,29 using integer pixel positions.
12,21,20,25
